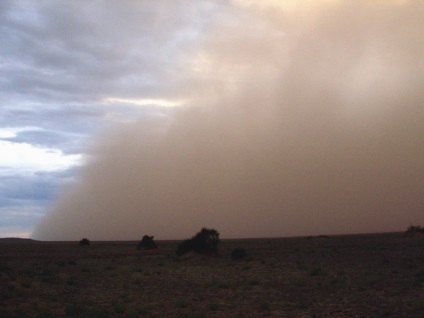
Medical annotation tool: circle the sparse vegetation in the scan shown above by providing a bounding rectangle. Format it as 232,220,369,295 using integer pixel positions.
208,302,220,311
1,233,424,317
66,303,110,317
309,264,324,276
231,247,247,260
175,299,189,308
259,301,270,311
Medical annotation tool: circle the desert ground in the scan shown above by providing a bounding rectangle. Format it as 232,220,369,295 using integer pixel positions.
1,232,424,317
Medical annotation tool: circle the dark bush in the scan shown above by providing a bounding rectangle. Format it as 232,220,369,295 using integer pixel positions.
176,228,219,256
137,235,157,250
176,239,193,256
406,225,424,234
231,247,247,260
79,238,90,246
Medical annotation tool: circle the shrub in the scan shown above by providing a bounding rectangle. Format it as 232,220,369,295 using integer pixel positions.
66,304,110,317
176,228,219,256
176,239,193,256
259,302,270,311
137,235,157,250
175,299,189,308
231,247,247,260
208,303,220,311
0,261,12,272
406,225,424,234
309,264,323,276
79,238,90,246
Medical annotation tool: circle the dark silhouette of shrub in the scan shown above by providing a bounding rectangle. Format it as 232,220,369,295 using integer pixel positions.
406,225,424,234
405,225,424,237
176,239,193,256
137,235,157,250
176,228,219,256
79,238,90,246
231,247,247,260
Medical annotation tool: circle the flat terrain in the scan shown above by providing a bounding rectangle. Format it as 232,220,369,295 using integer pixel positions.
1,233,424,317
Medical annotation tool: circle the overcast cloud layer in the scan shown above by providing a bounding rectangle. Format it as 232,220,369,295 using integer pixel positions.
2,1,423,240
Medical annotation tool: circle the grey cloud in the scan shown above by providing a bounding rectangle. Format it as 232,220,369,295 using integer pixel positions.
0,169,74,237
0,102,159,155
0,205,46,237
0,170,72,203
0,0,220,104
0,107,95,153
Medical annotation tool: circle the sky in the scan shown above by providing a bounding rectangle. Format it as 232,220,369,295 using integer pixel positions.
1,1,423,240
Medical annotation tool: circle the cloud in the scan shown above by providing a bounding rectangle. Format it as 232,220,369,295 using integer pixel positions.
0,140,82,173
32,1,424,241
0,169,75,238
0,123,84,239
0,126,39,137
102,97,187,108
0,0,220,104
0,205,47,239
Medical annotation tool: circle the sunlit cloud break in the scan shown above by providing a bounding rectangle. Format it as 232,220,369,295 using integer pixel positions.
0,140,82,174
102,97,187,108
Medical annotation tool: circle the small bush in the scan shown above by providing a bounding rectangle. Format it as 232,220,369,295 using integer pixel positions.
34,309,56,318
247,278,260,286
175,299,189,308
309,264,323,276
210,280,230,289
406,225,424,235
112,301,126,314
0,261,12,272
66,304,110,318
65,304,86,316
259,302,270,311
208,303,220,311
231,247,247,260
415,269,424,285
137,235,157,250
79,238,90,246
176,228,219,256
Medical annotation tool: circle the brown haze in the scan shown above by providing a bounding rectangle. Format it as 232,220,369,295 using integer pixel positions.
33,1,424,240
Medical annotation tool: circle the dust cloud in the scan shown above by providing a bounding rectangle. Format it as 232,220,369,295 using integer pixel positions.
33,1,424,240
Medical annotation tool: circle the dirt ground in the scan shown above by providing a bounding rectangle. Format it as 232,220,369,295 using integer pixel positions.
1,232,424,317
